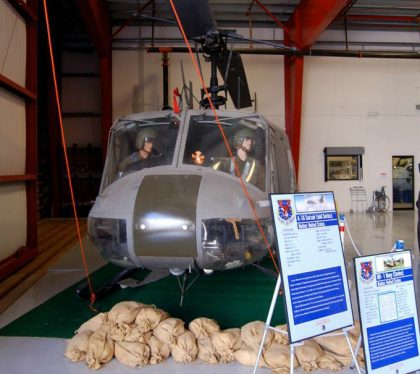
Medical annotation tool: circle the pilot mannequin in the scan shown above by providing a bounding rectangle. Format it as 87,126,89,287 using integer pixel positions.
212,128,263,189
118,128,162,173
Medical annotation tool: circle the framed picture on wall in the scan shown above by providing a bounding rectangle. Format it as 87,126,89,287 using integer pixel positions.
323,147,364,182
325,155,359,181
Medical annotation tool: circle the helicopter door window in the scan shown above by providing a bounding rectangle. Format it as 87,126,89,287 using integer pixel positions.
183,114,266,191
101,117,180,189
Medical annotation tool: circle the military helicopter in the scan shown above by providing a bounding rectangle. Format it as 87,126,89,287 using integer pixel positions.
82,0,296,298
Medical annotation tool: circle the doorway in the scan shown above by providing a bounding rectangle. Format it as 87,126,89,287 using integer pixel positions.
392,156,414,210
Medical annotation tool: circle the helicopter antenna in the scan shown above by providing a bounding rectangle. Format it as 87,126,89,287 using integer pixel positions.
180,60,191,108
189,81,194,109
237,77,241,109
223,48,233,108
195,41,204,81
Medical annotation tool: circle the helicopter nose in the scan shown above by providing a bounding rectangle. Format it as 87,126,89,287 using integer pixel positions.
133,174,202,258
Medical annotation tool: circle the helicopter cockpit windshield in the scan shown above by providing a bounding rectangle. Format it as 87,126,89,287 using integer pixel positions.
183,113,266,191
100,113,180,190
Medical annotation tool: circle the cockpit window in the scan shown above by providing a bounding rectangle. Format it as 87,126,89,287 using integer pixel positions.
101,115,179,190
183,114,266,191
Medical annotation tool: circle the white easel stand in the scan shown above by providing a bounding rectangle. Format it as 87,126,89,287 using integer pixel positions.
253,214,365,374
252,274,363,374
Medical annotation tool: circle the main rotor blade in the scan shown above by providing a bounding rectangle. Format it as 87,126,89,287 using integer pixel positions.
172,0,217,40
217,51,252,109
221,31,293,50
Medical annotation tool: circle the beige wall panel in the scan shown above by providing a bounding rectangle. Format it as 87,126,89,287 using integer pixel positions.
0,184,27,262
0,88,26,175
112,50,144,120
63,117,102,147
113,50,286,128
61,77,101,113
0,0,26,87
299,57,420,211
62,51,99,74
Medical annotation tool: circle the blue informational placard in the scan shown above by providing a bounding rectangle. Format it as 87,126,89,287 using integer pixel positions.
354,251,420,374
270,192,354,343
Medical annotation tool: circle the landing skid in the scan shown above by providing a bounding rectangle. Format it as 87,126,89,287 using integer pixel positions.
76,268,138,300
175,272,200,307
75,262,277,303
250,262,278,280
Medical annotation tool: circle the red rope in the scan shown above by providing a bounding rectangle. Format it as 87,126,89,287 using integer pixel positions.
169,0,279,274
42,0,97,311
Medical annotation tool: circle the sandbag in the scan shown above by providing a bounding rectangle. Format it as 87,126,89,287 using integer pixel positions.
272,368,291,374
85,328,114,370
124,327,152,344
263,342,297,370
114,341,150,367
314,332,364,367
241,321,273,351
318,352,343,371
171,330,198,363
135,307,169,333
148,335,171,365
106,322,132,342
103,301,146,341
76,313,105,334
188,317,220,339
348,320,361,338
197,337,218,364
234,343,267,367
273,324,289,345
153,317,185,346
65,331,92,362
106,301,146,324
211,328,241,363
295,339,323,371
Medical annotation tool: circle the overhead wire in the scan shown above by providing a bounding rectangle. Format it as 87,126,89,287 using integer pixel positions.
42,0,97,311
169,0,280,275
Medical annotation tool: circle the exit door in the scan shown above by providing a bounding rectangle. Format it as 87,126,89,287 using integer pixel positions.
392,156,414,210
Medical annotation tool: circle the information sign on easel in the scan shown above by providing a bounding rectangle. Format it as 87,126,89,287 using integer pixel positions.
354,250,420,374
270,191,354,343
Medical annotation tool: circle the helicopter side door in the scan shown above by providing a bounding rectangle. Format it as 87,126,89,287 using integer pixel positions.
271,126,296,193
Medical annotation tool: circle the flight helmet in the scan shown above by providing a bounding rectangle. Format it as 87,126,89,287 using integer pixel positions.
136,128,157,149
233,128,255,149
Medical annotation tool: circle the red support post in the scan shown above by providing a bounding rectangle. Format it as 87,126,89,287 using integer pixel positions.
26,0,38,254
78,0,112,159
284,0,351,181
284,54,304,179
100,56,112,159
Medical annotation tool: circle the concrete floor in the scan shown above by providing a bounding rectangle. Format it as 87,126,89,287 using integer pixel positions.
0,211,419,374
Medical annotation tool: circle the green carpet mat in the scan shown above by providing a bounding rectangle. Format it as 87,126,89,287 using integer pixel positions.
0,259,286,338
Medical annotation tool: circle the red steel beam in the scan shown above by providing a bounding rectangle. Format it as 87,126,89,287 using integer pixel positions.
284,0,351,180
345,14,419,23
77,0,112,157
5,0,37,21
77,0,111,58
25,0,38,259
287,0,352,49
0,74,36,100
0,174,36,183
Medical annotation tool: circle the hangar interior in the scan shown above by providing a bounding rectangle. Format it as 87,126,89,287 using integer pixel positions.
0,0,419,373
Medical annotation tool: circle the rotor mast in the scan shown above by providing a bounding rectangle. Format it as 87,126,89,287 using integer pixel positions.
201,35,227,109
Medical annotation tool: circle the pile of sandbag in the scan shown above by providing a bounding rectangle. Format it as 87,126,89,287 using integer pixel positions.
65,301,364,372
